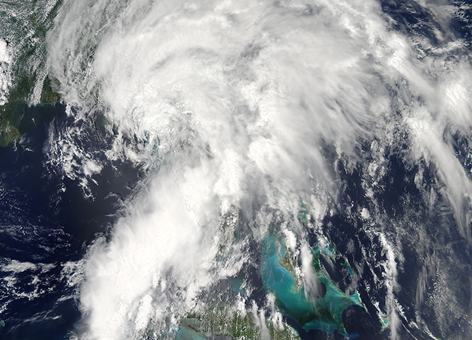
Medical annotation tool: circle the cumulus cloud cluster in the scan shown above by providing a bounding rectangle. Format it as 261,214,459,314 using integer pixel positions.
45,0,472,339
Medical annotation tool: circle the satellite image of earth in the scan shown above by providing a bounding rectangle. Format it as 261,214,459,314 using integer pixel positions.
1,0,472,339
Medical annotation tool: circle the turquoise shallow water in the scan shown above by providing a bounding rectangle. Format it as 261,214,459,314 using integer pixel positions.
176,326,206,340
261,233,362,337
2,0,472,339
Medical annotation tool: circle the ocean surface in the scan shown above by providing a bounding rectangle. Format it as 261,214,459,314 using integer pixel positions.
1,0,472,339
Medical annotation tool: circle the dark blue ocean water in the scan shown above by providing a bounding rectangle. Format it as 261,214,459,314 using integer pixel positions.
1,1,472,339
0,104,142,340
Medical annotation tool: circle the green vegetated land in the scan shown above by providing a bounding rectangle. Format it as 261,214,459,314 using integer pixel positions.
0,75,61,147
0,1,63,146
176,302,302,340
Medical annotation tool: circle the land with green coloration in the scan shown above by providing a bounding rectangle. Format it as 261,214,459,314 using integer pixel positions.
0,1,63,147
176,302,301,340
0,75,61,147
279,247,303,291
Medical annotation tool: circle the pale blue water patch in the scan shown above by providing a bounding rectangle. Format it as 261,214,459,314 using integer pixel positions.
261,233,362,337
230,277,248,297
176,324,206,340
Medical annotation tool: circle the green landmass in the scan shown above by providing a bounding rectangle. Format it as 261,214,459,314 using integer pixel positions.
279,246,303,291
0,0,64,147
176,302,301,340
0,75,61,146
